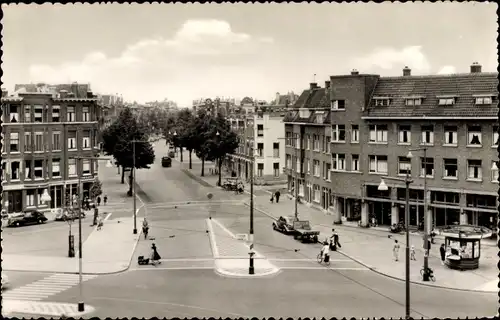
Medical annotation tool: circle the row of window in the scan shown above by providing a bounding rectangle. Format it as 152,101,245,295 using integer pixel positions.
329,153,499,182
254,162,281,178
290,180,331,204
370,96,494,107
329,124,499,146
286,155,332,182
6,130,98,153
285,132,331,153
5,104,95,124
4,159,97,181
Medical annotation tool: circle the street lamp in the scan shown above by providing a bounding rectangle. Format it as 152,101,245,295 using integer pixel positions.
249,148,259,275
72,155,113,312
407,147,430,281
378,173,412,320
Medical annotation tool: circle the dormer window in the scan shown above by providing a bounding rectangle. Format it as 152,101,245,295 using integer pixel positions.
331,100,345,110
405,98,421,106
374,99,390,106
475,96,492,105
314,112,325,124
438,98,455,105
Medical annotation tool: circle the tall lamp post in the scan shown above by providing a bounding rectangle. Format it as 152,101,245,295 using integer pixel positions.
407,147,429,281
378,174,412,320
72,156,113,312
249,145,259,275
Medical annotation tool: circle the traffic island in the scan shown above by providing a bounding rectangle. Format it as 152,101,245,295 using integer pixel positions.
206,218,280,278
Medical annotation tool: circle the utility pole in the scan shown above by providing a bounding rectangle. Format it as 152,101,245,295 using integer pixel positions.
249,144,255,275
132,140,137,234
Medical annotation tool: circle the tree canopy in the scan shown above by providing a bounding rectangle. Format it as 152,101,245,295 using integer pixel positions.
102,107,155,172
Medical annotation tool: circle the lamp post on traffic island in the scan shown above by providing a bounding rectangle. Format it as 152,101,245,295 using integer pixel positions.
378,174,412,320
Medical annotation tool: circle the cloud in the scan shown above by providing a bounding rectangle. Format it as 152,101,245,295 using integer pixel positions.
352,46,431,75
437,65,457,75
27,19,274,106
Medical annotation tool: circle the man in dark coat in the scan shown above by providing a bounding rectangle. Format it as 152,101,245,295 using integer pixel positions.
275,190,281,203
439,244,446,265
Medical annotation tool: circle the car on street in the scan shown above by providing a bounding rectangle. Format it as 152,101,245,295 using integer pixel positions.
7,210,48,227
272,215,296,234
292,220,320,243
161,156,172,167
54,208,85,221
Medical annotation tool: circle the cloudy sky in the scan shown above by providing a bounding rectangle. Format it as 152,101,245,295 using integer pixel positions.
2,3,497,107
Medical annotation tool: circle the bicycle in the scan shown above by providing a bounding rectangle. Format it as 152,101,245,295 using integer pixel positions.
317,252,331,266
420,268,436,282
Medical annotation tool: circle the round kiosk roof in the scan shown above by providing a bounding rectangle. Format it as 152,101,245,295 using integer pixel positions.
439,225,493,239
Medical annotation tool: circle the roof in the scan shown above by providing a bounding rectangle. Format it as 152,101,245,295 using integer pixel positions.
284,86,330,124
283,108,331,125
363,72,498,118
14,83,91,99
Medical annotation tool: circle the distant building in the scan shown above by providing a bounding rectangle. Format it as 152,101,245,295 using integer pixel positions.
226,103,288,185
2,83,102,213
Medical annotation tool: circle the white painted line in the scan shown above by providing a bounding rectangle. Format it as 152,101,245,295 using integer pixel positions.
131,267,214,271
103,212,113,222
22,283,71,289
48,274,97,280
211,218,265,259
2,295,45,300
279,267,369,270
11,287,63,293
159,258,214,262
206,219,220,258
268,258,351,262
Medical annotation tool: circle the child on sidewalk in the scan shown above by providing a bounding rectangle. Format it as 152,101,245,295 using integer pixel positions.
410,245,416,260
393,240,400,261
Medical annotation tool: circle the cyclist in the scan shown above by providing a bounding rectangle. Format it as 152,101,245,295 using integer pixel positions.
321,241,330,262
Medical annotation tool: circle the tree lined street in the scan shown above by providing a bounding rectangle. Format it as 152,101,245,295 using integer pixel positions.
3,107,497,319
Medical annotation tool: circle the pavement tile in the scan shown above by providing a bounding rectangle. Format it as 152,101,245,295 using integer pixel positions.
3,300,95,317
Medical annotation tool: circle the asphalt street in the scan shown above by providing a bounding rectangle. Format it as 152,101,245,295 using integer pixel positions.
4,142,497,318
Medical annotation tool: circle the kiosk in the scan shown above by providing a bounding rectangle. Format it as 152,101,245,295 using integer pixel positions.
440,225,493,271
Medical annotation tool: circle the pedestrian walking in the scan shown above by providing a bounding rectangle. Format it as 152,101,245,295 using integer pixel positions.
275,190,281,203
270,193,274,203
330,228,341,250
97,196,102,206
97,215,103,231
410,245,416,260
142,218,149,240
439,244,446,265
150,243,162,265
393,240,400,261
103,194,108,206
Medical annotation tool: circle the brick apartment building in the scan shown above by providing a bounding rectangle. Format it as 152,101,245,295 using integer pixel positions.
1,83,102,214
227,102,288,185
283,82,334,212
285,63,498,230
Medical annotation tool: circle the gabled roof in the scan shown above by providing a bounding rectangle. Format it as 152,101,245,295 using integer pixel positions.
363,72,498,118
292,87,330,109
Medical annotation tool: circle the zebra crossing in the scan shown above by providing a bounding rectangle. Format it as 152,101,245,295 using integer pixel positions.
3,273,98,301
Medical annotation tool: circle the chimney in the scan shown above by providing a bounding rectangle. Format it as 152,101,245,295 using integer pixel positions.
351,69,359,75
309,82,318,90
2,88,8,97
59,90,68,98
470,62,482,73
324,81,331,89
87,90,93,98
276,92,280,105
403,66,411,76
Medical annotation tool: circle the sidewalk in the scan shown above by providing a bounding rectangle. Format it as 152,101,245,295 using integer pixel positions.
246,193,498,292
3,160,143,274
3,217,140,274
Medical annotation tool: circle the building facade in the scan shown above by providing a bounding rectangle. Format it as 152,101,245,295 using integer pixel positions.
283,82,334,213
285,63,498,230
1,86,102,214
227,104,288,185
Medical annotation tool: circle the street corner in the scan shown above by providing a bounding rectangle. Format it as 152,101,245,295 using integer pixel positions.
3,300,96,318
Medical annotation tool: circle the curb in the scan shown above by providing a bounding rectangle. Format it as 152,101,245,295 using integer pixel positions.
244,203,495,293
214,266,282,278
181,168,214,188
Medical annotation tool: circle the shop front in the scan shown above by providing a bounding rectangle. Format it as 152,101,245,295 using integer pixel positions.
4,190,23,213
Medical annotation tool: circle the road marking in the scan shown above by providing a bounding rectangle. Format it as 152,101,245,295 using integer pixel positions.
158,258,214,262
206,219,220,258
3,273,98,301
3,300,95,317
130,266,214,271
279,267,369,271
268,258,351,262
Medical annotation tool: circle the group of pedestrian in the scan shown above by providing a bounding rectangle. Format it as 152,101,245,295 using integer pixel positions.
82,194,108,211
270,190,281,203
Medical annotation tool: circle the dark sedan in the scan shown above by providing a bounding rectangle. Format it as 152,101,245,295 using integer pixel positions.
7,210,48,227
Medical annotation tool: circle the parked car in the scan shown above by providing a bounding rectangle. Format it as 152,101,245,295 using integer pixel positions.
272,215,296,234
168,150,175,158
161,156,172,167
54,208,85,221
7,210,48,227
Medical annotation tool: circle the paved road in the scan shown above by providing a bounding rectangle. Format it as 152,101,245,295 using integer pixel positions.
5,142,497,318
